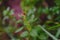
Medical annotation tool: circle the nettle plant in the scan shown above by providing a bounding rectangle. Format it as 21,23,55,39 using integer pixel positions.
0,0,60,40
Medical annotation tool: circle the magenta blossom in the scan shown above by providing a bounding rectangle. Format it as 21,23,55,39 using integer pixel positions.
7,0,23,20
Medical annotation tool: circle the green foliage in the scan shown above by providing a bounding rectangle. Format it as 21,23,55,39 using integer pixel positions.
0,0,60,40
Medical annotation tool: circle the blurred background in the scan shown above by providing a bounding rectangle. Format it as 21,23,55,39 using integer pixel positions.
0,0,60,40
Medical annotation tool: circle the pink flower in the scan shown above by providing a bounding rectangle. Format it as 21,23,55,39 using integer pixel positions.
7,0,23,20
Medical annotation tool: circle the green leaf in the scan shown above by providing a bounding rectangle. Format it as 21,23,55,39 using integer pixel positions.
16,20,22,23
20,31,29,38
15,27,24,33
55,28,60,38
38,25,58,40
30,29,38,37
9,9,14,15
3,10,8,16
4,26,15,34
42,7,49,14
39,33,48,40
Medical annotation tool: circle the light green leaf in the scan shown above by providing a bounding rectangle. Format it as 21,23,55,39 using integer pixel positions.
20,31,28,38
15,27,24,33
30,29,38,37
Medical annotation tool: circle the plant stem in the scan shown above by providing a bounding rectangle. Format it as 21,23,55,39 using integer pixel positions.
38,25,58,40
